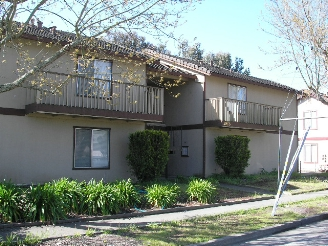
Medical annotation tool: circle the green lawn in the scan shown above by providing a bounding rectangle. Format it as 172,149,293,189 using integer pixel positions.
113,196,328,246
212,172,328,194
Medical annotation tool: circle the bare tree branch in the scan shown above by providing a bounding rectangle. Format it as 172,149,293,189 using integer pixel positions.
0,0,201,94
264,0,328,94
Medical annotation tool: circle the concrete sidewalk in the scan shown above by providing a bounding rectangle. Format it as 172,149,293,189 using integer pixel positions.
1,189,328,244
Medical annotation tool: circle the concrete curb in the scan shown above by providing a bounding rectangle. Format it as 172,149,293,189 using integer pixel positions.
189,213,328,246
0,196,274,230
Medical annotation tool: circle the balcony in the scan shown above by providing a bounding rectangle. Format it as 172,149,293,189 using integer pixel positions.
25,72,164,122
205,97,282,130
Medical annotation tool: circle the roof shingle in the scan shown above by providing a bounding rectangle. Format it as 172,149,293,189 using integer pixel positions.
144,49,298,92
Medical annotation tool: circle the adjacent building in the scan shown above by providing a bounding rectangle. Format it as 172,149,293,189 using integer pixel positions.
298,90,328,173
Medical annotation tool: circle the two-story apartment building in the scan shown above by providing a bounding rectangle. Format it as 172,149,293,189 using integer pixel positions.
298,90,328,173
145,50,298,177
0,24,190,184
0,24,299,184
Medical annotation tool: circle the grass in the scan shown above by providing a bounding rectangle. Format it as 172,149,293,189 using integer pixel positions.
0,233,42,246
85,227,96,237
212,172,328,194
1,174,327,245
115,196,328,246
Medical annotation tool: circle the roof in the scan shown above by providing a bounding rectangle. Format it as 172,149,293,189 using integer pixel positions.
20,23,146,58
18,23,195,79
297,89,328,104
144,49,298,92
12,23,301,88
147,62,196,79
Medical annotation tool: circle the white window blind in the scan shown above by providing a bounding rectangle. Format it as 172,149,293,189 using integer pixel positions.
77,58,112,96
74,128,110,168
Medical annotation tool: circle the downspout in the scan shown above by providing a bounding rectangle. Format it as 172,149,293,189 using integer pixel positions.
202,75,206,178
278,120,281,187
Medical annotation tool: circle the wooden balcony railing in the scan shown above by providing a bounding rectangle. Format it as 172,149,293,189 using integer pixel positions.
26,72,164,116
205,97,281,126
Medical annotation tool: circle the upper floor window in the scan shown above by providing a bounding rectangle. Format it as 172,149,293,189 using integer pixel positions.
228,84,247,114
74,127,110,169
77,58,112,97
228,84,246,101
304,111,317,130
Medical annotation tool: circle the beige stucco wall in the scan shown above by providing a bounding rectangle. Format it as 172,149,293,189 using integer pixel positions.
164,79,203,126
205,75,297,131
204,75,298,176
0,40,147,109
163,71,298,177
0,114,144,184
205,127,298,176
166,129,203,177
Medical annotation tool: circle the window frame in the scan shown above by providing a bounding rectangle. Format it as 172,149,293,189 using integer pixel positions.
303,143,318,164
303,110,318,130
76,56,113,98
73,126,111,170
228,83,247,114
228,83,247,101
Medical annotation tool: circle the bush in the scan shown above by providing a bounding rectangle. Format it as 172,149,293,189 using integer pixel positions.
127,130,169,182
146,183,180,208
0,181,24,223
214,135,251,177
186,178,217,204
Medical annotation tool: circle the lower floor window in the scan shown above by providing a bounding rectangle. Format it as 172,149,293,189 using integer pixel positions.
304,143,318,163
74,127,110,168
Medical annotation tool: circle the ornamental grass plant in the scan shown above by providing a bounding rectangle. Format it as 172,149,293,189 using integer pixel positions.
83,179,120,215
25,183,67,222
186,178,217,204
146,183,180,208
0,181,24,223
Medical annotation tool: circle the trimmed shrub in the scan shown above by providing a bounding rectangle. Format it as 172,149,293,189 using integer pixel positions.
127,130,169,182
0,181,24,223
146,183,180,208
186,178,217,204
214,135,251,177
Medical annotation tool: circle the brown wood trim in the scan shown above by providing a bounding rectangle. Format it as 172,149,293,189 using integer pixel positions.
227,121,279,131
203,120,224,128
272,129,298,135
147,66,197,80
204,120,297,135
165,124,204,131
166,121,296,135
25,103,163,122
204,120,279,131
0,107,25,116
